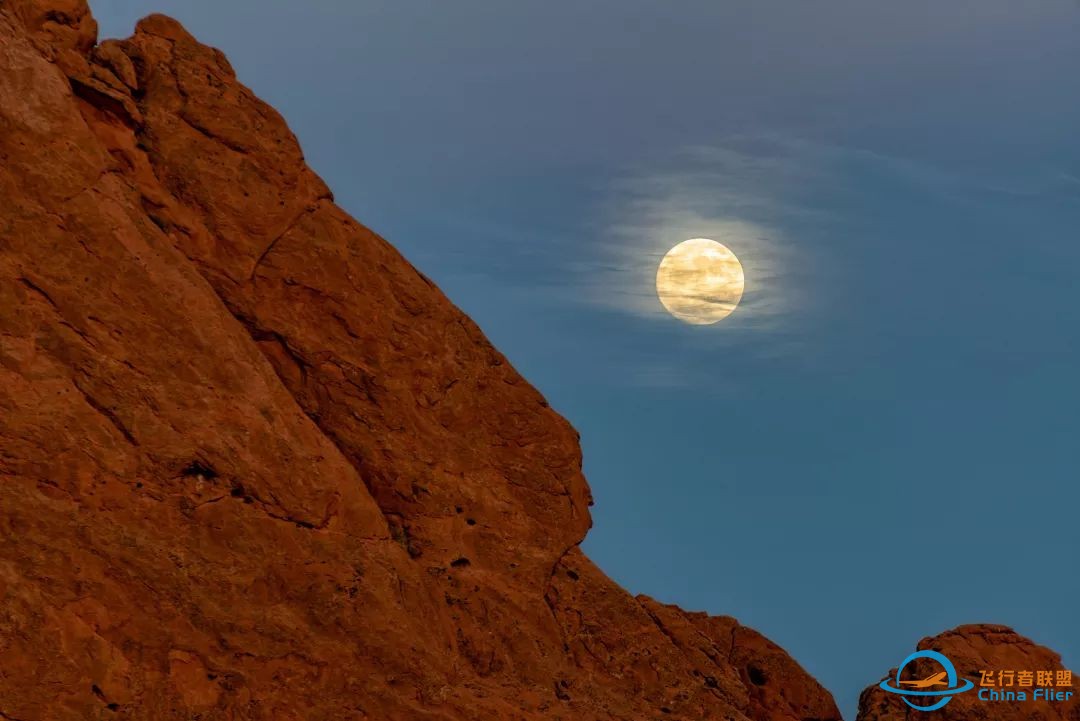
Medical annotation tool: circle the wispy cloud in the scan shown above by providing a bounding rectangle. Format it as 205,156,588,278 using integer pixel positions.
582,136,827,333
424,133,1079,391
579,133,1080,346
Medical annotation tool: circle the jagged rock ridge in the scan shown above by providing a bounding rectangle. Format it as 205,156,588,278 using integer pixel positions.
0,2,843,718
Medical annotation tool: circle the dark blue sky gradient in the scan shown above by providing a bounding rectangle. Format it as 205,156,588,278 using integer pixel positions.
95,2,1080,715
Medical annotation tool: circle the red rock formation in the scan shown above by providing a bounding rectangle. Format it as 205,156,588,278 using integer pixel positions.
857,625,1079,721
0,2,841,718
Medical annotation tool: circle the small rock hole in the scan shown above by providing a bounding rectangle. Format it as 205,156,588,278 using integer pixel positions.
181,460,217,479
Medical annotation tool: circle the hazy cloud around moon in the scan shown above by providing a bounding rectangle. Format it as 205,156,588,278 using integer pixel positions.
583,137,819,333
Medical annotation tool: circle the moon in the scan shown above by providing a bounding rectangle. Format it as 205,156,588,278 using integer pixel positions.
655,238,745,325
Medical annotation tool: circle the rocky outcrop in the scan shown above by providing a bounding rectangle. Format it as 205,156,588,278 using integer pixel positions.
0,2,840,718
857,625,1079,721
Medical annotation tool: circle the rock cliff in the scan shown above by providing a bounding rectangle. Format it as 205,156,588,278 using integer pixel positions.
0,2,841,719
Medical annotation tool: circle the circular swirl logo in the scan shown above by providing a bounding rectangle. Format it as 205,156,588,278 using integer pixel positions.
879,650,975,712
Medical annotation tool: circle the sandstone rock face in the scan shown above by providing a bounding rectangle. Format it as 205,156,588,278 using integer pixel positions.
0,2,841,719
857,625,1079,721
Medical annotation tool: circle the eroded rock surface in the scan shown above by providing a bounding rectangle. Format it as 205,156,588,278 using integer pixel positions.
0,2,840,718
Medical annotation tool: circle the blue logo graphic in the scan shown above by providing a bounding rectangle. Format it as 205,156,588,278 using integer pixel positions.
879,650,975,712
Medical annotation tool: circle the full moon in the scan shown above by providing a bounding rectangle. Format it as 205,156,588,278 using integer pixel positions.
655,238,745,325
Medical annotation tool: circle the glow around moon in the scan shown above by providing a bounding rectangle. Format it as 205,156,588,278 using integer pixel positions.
655,238,745,325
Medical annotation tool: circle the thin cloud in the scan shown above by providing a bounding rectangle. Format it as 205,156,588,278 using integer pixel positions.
581,134,1080,341
583,136,823,332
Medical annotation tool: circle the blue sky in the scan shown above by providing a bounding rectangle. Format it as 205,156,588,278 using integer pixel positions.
95,1,1080,716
